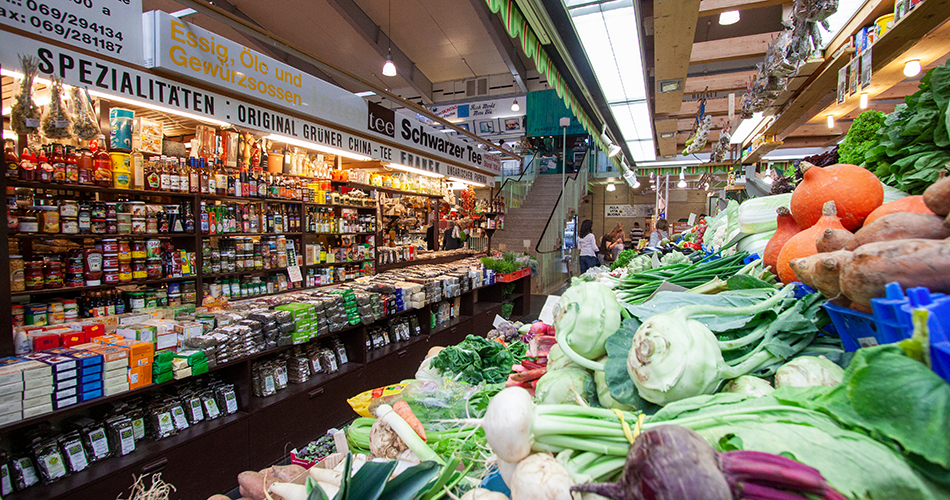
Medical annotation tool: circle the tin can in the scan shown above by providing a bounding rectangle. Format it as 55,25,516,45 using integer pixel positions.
109,108,134,151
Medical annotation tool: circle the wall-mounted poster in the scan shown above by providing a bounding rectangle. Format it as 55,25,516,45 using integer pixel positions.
861,50,873,88
476,119,497,135
837,66,848,104
503,117,524,133
849,60,860,96
456,122,471,132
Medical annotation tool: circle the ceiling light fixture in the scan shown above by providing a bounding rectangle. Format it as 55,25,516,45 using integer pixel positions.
606,182,616,192
511,99,520,112
763,166,773,185
827,114,835,129
719,10,740,25
265,134,372,161
382,0,397,77
600,124,622,158
677,168,687,188
859,93,869,109
731,112,766,146
904,60,922,77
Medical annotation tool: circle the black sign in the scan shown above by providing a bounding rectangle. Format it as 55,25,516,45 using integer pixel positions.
368,101,395,138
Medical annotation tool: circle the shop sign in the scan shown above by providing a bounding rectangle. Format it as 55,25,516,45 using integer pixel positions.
143,10,366,132
430,98,522,121
0,30,491,182
0,0,144,63
606,204,652,217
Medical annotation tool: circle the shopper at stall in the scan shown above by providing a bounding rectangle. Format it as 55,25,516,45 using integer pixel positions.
648,218,669,247
630,222,644,249
442,222,462,250
577,219,600,273
426,224,436,250
600,224,622,264
611,228,625,261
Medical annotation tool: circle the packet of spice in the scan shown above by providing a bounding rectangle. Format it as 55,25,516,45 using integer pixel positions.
41,75,72,140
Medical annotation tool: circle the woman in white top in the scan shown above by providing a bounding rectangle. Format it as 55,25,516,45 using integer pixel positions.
648,218,670,247
577,219,600,273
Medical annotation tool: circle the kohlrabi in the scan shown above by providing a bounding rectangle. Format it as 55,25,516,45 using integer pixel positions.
553,282,622,363
774,356,845,388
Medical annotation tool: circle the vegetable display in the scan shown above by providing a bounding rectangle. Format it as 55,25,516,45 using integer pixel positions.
776,201,848,284
430,335,527,385
838,110,885,166
789,163,883,231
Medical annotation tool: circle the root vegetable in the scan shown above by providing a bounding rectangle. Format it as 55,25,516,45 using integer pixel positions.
238,470,275,500
811,251,853,299
266,465,307,484
208,495,231,500
510,453,577,500
923,174,950,216
268,482,306,500
839,239,950,307
370,415,408,459
461,488,511,500
393,400,427,442
483,386,535,463
497,457,519,486
816,228,853,253
308,466,342,486
844,212,950,250
864,196,935,225
763,207,803,273
776,201,849,284
373,404,443,464
789,254,825,289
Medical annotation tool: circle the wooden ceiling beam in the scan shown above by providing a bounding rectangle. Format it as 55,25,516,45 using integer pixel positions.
698,0,789,17
684,70,756,94
690,31,781,64
653,0,703,113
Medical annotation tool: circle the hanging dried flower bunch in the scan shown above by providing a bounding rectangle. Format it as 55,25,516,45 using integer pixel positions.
10,55,42,136
41,75,72,139
70,86,100,141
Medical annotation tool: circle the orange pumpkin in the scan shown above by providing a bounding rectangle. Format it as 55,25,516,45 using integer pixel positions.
763,207,802,273
776,201,850,284
790,162,883,231
862,196,934,225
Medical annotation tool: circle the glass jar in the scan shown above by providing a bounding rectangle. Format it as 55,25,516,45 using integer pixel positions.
90,201,108,219
118,240,131,261
9,255,25,292
59,200,79,218
77,148,93,185
91,218,107,234
11,305,24,328
132,260,147,281
131,241,146,259
61,217,78,234
128,292,145,310
18,215,38,233
63,299,78,320
78,202,91,233
25,261,44,290
145,258,163,279
118,262,132,282
146,215,158,234
44,261,63,289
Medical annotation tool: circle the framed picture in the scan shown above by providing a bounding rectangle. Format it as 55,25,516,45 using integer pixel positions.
848,60,860,96
476,119,497,135
503,117,524,133
861,50,873,88
837,66,848,104
456,122,470,132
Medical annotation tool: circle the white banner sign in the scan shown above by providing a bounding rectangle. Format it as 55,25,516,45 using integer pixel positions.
0,0,144,63
142,11,499,175
606,204,653,217
0,30,491,185
430,98,522,121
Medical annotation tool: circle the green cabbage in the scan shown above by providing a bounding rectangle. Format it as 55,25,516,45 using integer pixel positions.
535,368,592,405
593,366,635,410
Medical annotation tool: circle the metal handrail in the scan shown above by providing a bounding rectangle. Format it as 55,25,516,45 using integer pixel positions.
534,155,588,254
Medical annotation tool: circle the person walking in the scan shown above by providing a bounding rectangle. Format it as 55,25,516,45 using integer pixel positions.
648,218,669,247
577,219,600,273
629,222,644,249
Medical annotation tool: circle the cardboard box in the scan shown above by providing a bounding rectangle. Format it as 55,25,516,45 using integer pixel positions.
23,404,52,418
0,392,21,404
55,386,77,400
128,366,152,389
0,411,21,425
80,389,102,401
0,400,22,415
22,385,53,399
80,365,102,378
102,339,154,367
115,324,156,343
53,369,77,382
55,377,77,390
82,380,102,393
104,359,127,371
22,394,51,409
54,395,78,409
0,380,23,396
156,333,178,351
104,383,130,396
104,370,127,386
23,375,52,391
40,355,78,373
175,322,204,339
173,367,192,379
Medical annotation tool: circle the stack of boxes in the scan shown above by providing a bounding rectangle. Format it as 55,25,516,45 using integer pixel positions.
49,348,105,402
0,357,52,423
172,350,208,379
29,354,81,409
81,345,130,396
93,336,154,390
275,303,315,344
153,351,175,384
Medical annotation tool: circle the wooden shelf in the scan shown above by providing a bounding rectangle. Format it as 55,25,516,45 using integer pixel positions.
741,141,784,164
12,232,196,240
201,267,291,280
376,252,475,272
4,181,196,199
306,202,377,210
366,336,428,363
305,260,373,267
200,194,302,204
337,180,443,199
247,362,362,411
202,232,303,238
12,276,199,297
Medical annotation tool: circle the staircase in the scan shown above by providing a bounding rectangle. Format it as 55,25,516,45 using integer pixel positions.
491,174,565,253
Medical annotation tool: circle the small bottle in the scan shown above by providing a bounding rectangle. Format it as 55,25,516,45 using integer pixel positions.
18,149,36,181
65,146,79,185
169,157,180,192
93,148,112,187
159,158,171,191
189,159,200,193
4,140,18,180
37,151,53,182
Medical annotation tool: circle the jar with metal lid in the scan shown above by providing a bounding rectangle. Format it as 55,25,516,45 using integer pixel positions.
60,200,79,218
61,217,78,234
107,218,117,234
39,206,60,233
144,292,158,308
145,239,161,259
78,202,91,233
12,305,24,328
146,215,158,234
131,241,146,259
102,253,119,269
91,201,107,219
9,255,25,292
105,202,117,218
118,262,132,282
25,261,44,290
103,268,119,284
132,260,147,281
118,241,131,261
18,215,38,233
44,260,63,288
128,292,145,310
132,218,146,234
91,219,107,234
145,258,163,279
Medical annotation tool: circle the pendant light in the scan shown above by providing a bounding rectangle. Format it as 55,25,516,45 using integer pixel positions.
719,10,740,25
511,99,520,112
677,168,687,188
382,0,397,77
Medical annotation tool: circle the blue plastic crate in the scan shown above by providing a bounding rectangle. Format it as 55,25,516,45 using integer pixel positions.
933,341,950,385
822,302,882,352
869,283,947,342
479,467,511,496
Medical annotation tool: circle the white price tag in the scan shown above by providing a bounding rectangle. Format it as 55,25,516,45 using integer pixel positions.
492,314,507,329
171,406,190,429
90,429,109,459
287,266,303,283
225,392,238,414
66,443,88,471
25,118,40,128
190,399,204,422
264,375,276,393
54,120,69,129
204,398,221,419
44,453,67,479
276,369,288,387
119,428,136,456
132,417,145,440
157,412,175,435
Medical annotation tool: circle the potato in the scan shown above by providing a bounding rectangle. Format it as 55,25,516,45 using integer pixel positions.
816,228,853,253
844,212,950,251
238,470,279,500
811,251,852,299
923,174,950,216
208,495,232,500
267,464,308,484
840,239,950,307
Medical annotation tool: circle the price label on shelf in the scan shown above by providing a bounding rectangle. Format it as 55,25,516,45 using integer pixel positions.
287,266,303,283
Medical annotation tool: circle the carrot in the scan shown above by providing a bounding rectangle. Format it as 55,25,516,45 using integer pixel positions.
493,337,506,346
392,400,426,442
521,360,544,370
509,368,546,383
512,364,527,372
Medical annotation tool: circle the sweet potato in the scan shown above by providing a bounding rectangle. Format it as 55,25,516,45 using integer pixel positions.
238,470,279,500
839,239,950,307
208,495,232,500
811,251,853,299
789,254,824,288
266,464,308,484
923,174,950,216
844,212,950,251
816,228,853,253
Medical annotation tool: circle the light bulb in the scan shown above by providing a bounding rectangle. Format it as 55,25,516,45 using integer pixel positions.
903,60,921,77
511,99,520,112
677,179,687,188
827,115,835,129
719,10,740,25
382,54,397,77
859,93,869,109
606,183,616,191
